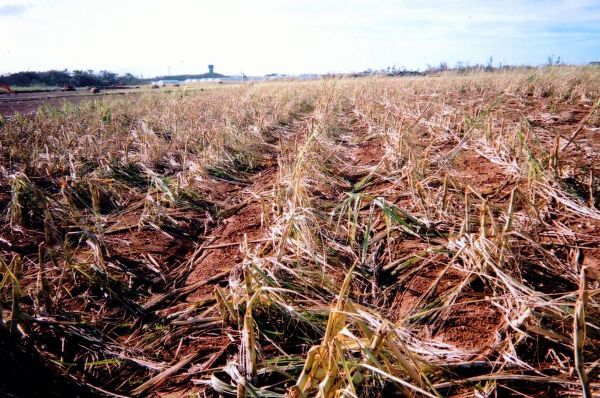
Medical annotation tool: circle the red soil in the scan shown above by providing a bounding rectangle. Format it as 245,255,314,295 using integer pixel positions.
433,299,502,353
451,152,514,196
2,95,598,397
345,109,507,354
184,200,267,301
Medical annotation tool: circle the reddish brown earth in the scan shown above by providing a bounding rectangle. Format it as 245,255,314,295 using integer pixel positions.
344,99,588,356
451,152,515,195
2,93,599,397
184,191,270,302
583,248,600,281
342,108,513,355
433,300,502,352
147,121,308,397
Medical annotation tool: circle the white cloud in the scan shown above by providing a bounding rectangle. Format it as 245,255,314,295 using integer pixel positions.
0,0,599,76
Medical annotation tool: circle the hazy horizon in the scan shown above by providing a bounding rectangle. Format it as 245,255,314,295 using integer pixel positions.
1,0,600,77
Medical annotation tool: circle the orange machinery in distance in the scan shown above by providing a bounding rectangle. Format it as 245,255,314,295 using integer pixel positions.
0,83,14,93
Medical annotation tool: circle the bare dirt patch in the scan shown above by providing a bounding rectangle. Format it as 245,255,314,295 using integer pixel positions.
184,159,287,304
583,248,600,281
185,201,267,301
451,151,514,196
432,300,502,353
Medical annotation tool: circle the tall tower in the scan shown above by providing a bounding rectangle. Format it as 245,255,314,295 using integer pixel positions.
208,64,214,75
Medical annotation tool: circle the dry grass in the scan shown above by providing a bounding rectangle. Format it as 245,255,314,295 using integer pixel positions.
1,66,600,397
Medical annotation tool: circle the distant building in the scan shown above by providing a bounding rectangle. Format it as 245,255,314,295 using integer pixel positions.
151,79,182,86
201,64,222,79
148,64,226,85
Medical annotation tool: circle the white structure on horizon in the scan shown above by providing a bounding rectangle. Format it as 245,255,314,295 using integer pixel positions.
150,79,181,86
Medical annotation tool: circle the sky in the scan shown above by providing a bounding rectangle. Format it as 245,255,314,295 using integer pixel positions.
1,0,599,77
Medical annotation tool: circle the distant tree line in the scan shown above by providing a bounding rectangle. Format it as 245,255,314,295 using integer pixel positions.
425,55,565,74
0,69,142,87
352,66,423,77
335,56,569,79
323,66,423,79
